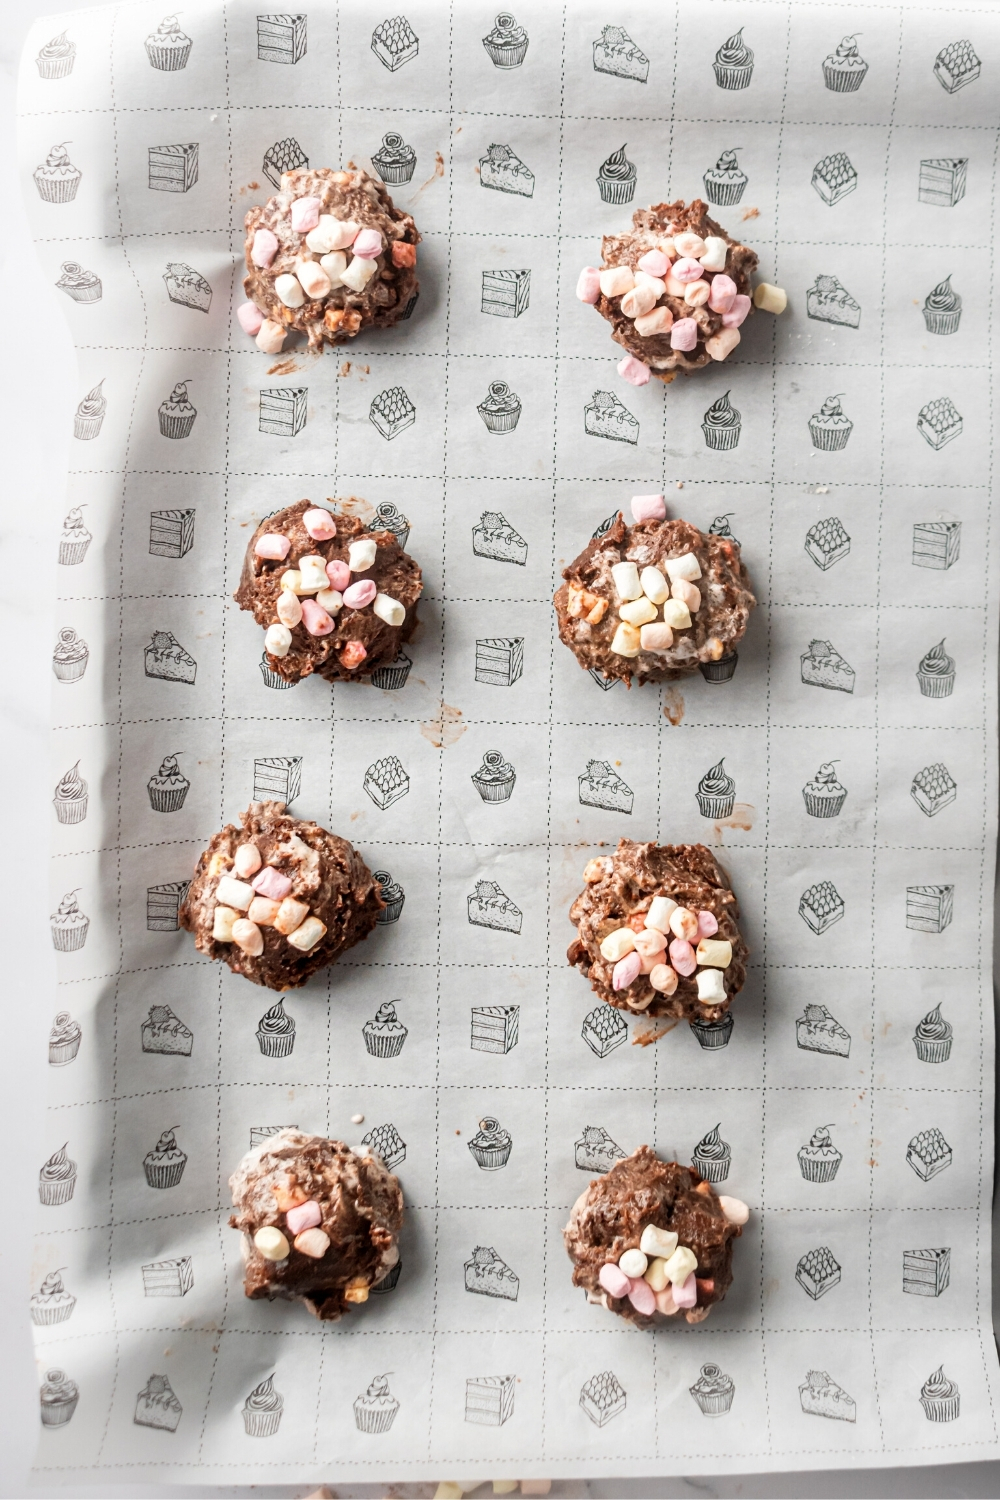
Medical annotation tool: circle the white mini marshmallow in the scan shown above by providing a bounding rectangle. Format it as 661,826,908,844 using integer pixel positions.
634,306,674,337
274,273,305,308
599,265,635,299
280,569,304,594
215,875,254,910
611,561,642,600
348,538,378,572
298,555,330,592
372,592,405,627
276,589,303,627
305,215,359,254
696,968,727,1003
640,1224,679,1260
315,588,343,614
620,284,658,319
662,1245,698,1286
718,1195,750,1226
672,232,707,259
633,270,666,299
295,259,331,300
618,1248,648,1278
699,236,729,272
319,250,347,286
661,598,693,631
695,938,733,969
212,905,239,941
340,255,377,292
264,623,292,657
639,566,670,604
611,622,641,657
645,896,678,933
640,623,674,652
286,914,327,952
234,843,262,878
619,597,657,627
664,551,702,583
599,928,636,962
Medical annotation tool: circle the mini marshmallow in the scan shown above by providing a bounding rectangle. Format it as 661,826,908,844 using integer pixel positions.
278,566,301,592
631,494,666,522
668,938,696,976
252,866,293,902
290,195,322,233
611,561,642,600
670,317,699,351
298,555,331,591
348,538,378,572
634,305,674,336
264,622,292,657
696,968,727,1003
619,1247,648,1278
326,558,351,592
285,1198,322,1235
305,215,359,253
633,927,667,960
287,915,327,952
599,1261,631,1298
301,598,334,635
649,963,679,994
665,552,702,583
672,1272,697,1309
340,640,367,669
276,590,303,627
617,353,650,386
232,918,264,956
697,910,719,938
661,598,693,631
340,255,377,292
303,508,337,541
721,295,751,327
670,906,699,942
251,228,279,268
274,897,309,935
275,273,306,308
343,578,377,609
655,1286,679,1316
599,927,636,962
753,282,787,314
637,248,669,277
352,227,383,259
216,875,254,910
642,1256,669,1292
708,274,737,313
640,623,674,652
699,236,729,273
599,265,635,299
212,905,239,941
576,266,601,303
646,897,679,933
373,592,405,627
639,565,670,604
620,284,658,319
253,1226,289,1260
294,1227,331,1258
672,256,704,283
634,270,666,299
707,328,741,360
663,1245,698,1287
672,577,701,612
696,938,733,968
640,1224,680,1260
627,1276,656,1316
619,596,657,627
673,232,707,259
248,896,280,927
343,1278,369,1304
237,301,264,335
256,319,286,354
664,272,690,298
234,843,262,879
255,532,291,561
611,622,641,657
684,280,711,307
320,250,347,285
316,588,343,614
656,238,677,259
718,1195,750,1226
612,951,642,990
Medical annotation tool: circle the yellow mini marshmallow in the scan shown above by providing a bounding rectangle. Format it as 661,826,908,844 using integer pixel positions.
621,284,658,319
640,566,670,604
343,1276,370,1303
256,319,285,354
642,1256,670,1292
212,905,239,942
280,569,305,594
600,928,636,962
286,915,327,952
662,1245,698,1286
753,282,787,314
619,597,657,627
634,305,674,336
247,896,280,927
599,265,635,299
610,560,642,600
611,621,641,657
661,598,693,631
696,938,733,968
673,232,706,258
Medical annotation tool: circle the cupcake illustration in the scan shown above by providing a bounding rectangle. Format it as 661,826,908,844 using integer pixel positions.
468,1116,512,1170
52,627,89,683
39,1143,77,1205
689,1363,735,1416
374,870,405,923
49,1011,82,1066
699,650,740,685
59,506,92,565
371,131,417,184
53,761,88,824
822,34,868,92
797,1124,842,1182
477,380,522,432
689,1012,734,1050
56,261,102,303
692,1123,731,1183
354,1374,400,1433
483,12,528,67
703,149,747,206
74,380,106,440
472,750,516,803
34,142,82,202
713,28,754,89
51,890,89,951
256,998,296,1058
913,1004,953,1064
923,275,962,336
802,761,846,818
147,753,190,812
370,650,413,690
920,1366,960,1423
259,652,295,690
31,1269,76,1325
143,1127,187,1188
696,759,736,819
242,1374,283,1436
702,390,742,450
808,393,852,451
36,31,76,78
709,513,739,546
917,639,955,698
363,1001,408,1058
158,380,197,439
597,143,637,204
145,15,193,70
39,1369,79,1427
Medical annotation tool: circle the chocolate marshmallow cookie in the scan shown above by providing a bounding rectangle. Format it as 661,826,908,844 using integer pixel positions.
568,839,748,1024
229,1129,403,1320
180,801,383,989
554,504,754,686
241,167,419,353
235,500,421,686
564,1146,746,1327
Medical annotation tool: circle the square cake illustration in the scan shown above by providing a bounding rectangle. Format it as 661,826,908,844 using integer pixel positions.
580,1371,627,1427
903,1246,951,1297
805,516,851,571
363,755,409,810
471,1005,520,1054
911,763,957,818
811,152,857,206
481,268,530,318
919,158,968,208
934,39,980,93
912,521,961,571
799,880,845,935
257,13,307,63
253,755,302,804
361,1121,406,1170
148,142,198,193
907,1126,952,1181
917,396,963,450
467,879,522,934
146,880,189,931
475,637,524,686
263,136,308,187
582,1004,627,1058
371,14,418,70
465,1375,514,1427
370,386,416,440
906,884,954,933
795,1245,842,1300
578,759,633,814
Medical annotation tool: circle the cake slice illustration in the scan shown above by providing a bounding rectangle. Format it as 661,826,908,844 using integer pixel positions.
579,759,633,814
823,34,868,91
805,516,850,570
142,1256,194,1296
163,263,212,312
146,16,192,69
56,261,101,303
74,380,106,440
911,762,957,818
703,149,747,206
806,275,860,328
473,511,527,565
483,14,529,68
260,386,307,436
919,158,968,207
374,870,405,923
257,13,307,64
253,755,302,804
575,1124,626,1173
363,1001,407,1058
702,390,741,449
249,1125,295,1149
906,884,954,933
242,1373,283,1436
466,1375,514,1427
52,627,89,682
468,879,522,933
802,762,847,817
798,1124,842,1182
141,1004,193,1055
134,1374,182,1431
31,1269,76,1325
145,631,196,684
465,1245,519,1299
585,390,638,444
580,1371,626,1426
799,1370,855,1422
481,268,530,319
34,143,81,202
480,143,534,197
51,890,89,950
150,509,195,557
796,1245,841,1299
146,880,190,930
808,394,852,450
39,1144,77,1205
371,500,411,549
796,1004,850,1057
913,1004,953,1064
471,1005,519,1054
582,1003,627,1058
36,31,76,78
917,396,962,449
801,639,854,694
262,137,308,188
913,525,960,572
811,152,857,206
477,380,521,432
799,880,845,935
148,142,199,193
371,132,416,184
354,1374,400,1432
364,754,409,809
907,1126,952,1181
369,386,415,440
692,1123,731,1182
920,1366,960,1422
689,1364,735,1416
593,24,648,81
257,998,296,1057
472,750,516,803
934,39,980,93
49,1011,81,1065
475,637,523,686
903,1246,951,1297
596,144,636,205
40,1369,79,1427
361,1121,406,1170
923,276,962,335
713,27,753,89
147,752,190,811
143,1127,187,1188
371,15,418,70
53,761,88,823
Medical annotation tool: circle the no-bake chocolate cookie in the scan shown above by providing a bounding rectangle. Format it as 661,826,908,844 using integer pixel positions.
180,800,383,989
564,1145,746,1327
229,1128,403,1320
239,167,419,353
554,502,755,686
235,499,421,686
568,839,748,1024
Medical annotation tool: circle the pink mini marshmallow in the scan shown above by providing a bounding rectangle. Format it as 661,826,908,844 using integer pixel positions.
631,493,667,522
671,257,704,283
627,1276,656,1315
302,508,337,541
697,910,719,938
254,533,291,561
670,317,698,352
613,951,642,990
599,1261,631,1298
290,196,322,234
352,228,383,259
251,228,279,268
722,294,751,329
637,248,669,278
237,301,264,335
576,266,601,303
301,598,335,635
673,1273,697,1309
343,578,377,609
326,558,351,592
617,354,650,387
251,866,293,902
668,938,697,976
285,1198,322,1235
708,274,737,314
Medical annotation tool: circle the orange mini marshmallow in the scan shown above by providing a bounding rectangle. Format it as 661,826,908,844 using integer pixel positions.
672,578,702,613
649,963,679,995
669,906,699,942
